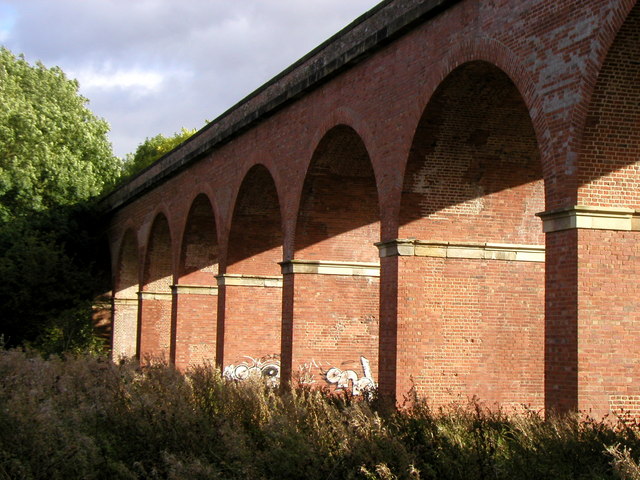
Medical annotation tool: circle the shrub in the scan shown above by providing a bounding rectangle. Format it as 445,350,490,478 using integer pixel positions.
1,349,639,479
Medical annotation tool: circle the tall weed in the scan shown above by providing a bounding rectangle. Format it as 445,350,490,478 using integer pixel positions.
1,349,640,479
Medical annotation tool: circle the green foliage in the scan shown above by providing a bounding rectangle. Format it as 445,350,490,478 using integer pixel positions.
0,204,111,352
0,47,119,352
1,351,640,480
0,47,121,222
122,127,196,178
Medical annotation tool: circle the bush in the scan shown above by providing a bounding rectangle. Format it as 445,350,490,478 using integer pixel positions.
1,349,639,479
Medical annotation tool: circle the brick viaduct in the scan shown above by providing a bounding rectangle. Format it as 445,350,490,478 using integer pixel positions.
101,0,640,417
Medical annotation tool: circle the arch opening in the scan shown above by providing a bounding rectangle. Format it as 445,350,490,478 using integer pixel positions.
139,214,173,361
173,194,219,369
227,165,283,275
571,3,640,416
397,61,545,408
222,165,283,370
112,230,139,360
578,2,640,207
288,125,381,392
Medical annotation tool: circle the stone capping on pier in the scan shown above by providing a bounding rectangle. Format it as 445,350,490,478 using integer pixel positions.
280,259,381,277
537,206,640,232
215,274,283,288
112,297,139,306
138,291,173,300
376,239,545,262
171,284,219,295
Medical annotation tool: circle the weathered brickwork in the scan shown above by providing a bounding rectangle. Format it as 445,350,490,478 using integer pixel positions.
396,256,545,409
103,0,640,417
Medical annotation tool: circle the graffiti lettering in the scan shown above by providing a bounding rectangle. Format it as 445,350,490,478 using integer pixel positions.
224,354,376,395
324,356,375,395
223,355,280,386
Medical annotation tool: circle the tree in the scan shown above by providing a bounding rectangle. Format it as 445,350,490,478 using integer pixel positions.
0,47,120,352
122,128,196,178
0,47,121,222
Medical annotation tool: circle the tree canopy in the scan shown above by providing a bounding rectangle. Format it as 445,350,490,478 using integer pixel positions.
0,47,121,222
122,127,196,178
0,47,119,352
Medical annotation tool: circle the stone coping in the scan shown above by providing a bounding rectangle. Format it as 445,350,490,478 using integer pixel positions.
216,274,283,288
280,259,380,277
112,297,139,306
172,284,219,295
376,239,544,262
537,205,640,233
138,291,173,300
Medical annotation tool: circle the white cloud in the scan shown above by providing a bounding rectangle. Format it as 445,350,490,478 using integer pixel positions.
72,68,164,93
0,0,382,157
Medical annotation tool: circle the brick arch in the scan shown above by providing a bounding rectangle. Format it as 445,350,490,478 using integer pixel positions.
295,123,380,261
283,122,381,391
139,203,174,273
142,213,174,290
173,193,220,369
223,161,284,245
570,0,638,199
139,212,174,361
566,0,640,418
111,222,141,288
407,36,554,204
576,1,640,208
178,194,219,282
400,59,544,243
395,59,545,408
226,163,283,275
175,187,220,264
303,107,383,208
114,229,140,298
112,229,139,360
220,163,283,368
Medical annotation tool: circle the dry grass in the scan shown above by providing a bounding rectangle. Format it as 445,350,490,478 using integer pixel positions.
1,349,640,479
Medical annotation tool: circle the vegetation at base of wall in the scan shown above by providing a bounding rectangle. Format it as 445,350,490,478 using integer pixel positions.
1,350,640,480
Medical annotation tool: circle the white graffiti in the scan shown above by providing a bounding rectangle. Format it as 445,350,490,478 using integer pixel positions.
223,355,280,387
324,356,375,396
224,354,376,395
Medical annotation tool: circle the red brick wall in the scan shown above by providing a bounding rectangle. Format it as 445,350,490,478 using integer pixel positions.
289,274,379,387
221,165,283,367
396,256,544,409
173,293,217,369
220,285,282,367
288,125,381,390
173,195,219,369
395,60,545,408
577,230,640,418
138,297,172,360
112,230,139,359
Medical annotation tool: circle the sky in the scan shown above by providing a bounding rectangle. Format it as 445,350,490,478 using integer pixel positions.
0,0,381,158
